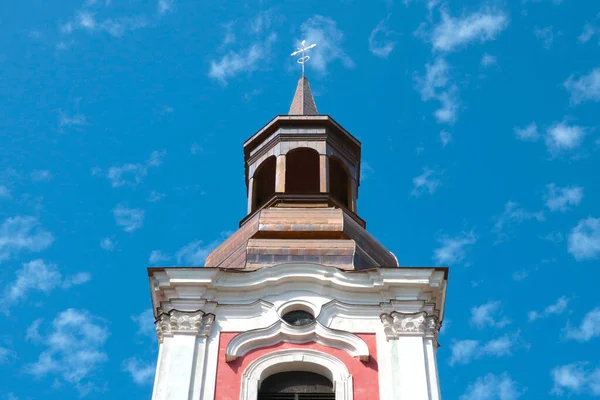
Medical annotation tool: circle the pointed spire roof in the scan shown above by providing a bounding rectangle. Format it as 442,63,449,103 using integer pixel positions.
288,76,318,116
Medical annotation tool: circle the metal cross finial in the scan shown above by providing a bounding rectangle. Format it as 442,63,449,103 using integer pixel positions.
291,40,317,77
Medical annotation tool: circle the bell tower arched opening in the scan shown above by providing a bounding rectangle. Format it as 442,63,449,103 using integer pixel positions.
285,148,320,195
258,371,334,399
329,157,350,208
253,156,276,212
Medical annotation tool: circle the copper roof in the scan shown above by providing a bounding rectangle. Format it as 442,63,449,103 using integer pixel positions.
288,76,318,115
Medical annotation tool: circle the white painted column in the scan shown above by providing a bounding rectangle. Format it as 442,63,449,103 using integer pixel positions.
380,312,442,400
152,310,215,400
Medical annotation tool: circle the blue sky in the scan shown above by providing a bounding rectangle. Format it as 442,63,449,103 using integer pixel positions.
1,0,600,398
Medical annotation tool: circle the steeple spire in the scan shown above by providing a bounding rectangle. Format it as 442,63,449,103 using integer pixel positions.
288,76,318,116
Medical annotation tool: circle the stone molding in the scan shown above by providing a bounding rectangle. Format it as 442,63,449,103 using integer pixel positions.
240,348,353,400
155,309,215,343
380,311,440,341
226,320,369,362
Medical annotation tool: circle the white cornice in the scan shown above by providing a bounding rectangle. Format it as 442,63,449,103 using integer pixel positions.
226,320,370,362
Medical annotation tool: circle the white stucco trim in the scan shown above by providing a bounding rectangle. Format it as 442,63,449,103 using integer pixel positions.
240,348,353,400
226,320,369,361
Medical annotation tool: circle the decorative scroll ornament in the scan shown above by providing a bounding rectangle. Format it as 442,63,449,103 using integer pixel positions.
155,309,215,343
380,311,440,341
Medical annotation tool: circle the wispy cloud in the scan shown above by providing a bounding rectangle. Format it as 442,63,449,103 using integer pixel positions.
25,309,109,396
440,130,452,146
514,122,539,142
416,58,459,124
567,217,600,261
545,121,587,155
2,260,90,311
176,239,220,265
528,296,569,321
149,250,171,264
412,167,442,196
157,0,174,15
492,201,544,244
30,170,53,182
534,26,558,50
544,184,583,212
113,205,145,232
433,231,477,265
460,373,523,400
0,216,54,263
93,150,165,188
564,307,600,342
62,11,148,38
122,358,155,385
299,15,354,75
481,53,497,67
471,301,511,329
564,67,600,104
100,237,116,251
579,18,599,44
551,363,600,396
147,191,166,202
449,333,522,366
59,112,87,131
430,7,509,53
0,346,14,364
131,309,156,340
0,185,10,199
369,16,397,58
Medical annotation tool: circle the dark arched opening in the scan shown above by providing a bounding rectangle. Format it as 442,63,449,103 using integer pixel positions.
258,371,334,399
253,156,276,212
329,157,350,207
285,148,320,195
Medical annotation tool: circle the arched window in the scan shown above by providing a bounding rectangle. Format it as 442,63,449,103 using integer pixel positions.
329,157,349,207
258,371,334,399
253,156,276,211
285,148,320,195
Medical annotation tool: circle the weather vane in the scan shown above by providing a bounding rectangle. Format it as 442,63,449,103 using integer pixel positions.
291,40,317,77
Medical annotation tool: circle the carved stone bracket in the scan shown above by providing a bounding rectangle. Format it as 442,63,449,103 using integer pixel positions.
155,309,215,343
380,311,440,341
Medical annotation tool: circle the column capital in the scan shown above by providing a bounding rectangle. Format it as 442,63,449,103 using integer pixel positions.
380,311,440,341
156,309,215,343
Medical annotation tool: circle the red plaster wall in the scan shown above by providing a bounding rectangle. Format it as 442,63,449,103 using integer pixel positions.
214,332,379,400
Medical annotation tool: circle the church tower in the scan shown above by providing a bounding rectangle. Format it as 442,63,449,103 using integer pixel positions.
147,75,448,400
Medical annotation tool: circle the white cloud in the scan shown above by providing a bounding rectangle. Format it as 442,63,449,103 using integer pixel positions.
131,309,156,339
579,23,599,44
568,217,600,261
440,130,451,146
412,167,442,196
512,270,529,281
492,201,544,243
30,170,52,182
369,16,397,58
534,26,557,50
528,296,569,321
416,58,459,124
63,11,148,38
147,190,166,202
113,205,145,233
122,357,155,385
545,121,587,155
149,250,171,264
157,0,173,15
471,301,511,329
551,363,600,396
59,112,87,129
564,307,600,342
564,67,600,104
544,184,583,212
0,346,14,364
176,239,220,265
25,309,109,396
0,185,10,199
0,216,54,263
481,53,497,66
299,15,354,75
514,122,539,142
209,33,277,85
100,237,115,251
360,162,374,181
2,260,90,310
460,373,523,400
94,150,165,188
449,333,521,366
431,8,509,53
433,231,477,265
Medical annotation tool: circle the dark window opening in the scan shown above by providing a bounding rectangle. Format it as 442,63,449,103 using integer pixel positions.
253,156,276,212
281,310,314,326
329,158,349,207
285,149,320,195
258,371,334,400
